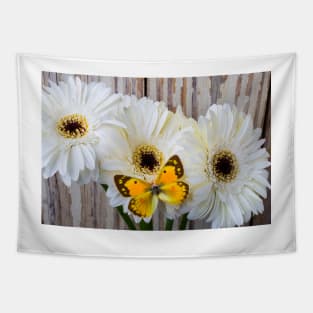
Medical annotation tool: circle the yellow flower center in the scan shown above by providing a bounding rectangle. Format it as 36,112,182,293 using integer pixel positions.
56,113,89,139
211,150,238,183
133,144,163,175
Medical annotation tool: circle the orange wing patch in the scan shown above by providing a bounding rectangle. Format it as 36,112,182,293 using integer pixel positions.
156,155,184,185
114,175,150,197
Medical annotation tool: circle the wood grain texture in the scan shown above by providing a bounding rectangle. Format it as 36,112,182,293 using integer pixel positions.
42,71,271,230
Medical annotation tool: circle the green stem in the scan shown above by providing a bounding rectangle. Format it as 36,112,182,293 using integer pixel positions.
139,219,153,231
165,218,174,231
179,213,188,230
101,184,137,230
116,206,137,230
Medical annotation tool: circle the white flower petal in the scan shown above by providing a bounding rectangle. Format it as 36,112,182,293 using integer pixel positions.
80,145,96,170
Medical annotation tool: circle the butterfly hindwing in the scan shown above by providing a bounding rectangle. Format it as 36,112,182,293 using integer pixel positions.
114,175,151,197
158,181,189,205
156,155,184,185
128,192,158,218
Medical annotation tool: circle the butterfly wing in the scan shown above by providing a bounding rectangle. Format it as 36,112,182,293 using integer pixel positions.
114,175,151,197
156,155,184,185
114,175,157,218
129,192,158,218
155,155,189,205
158,181,189,205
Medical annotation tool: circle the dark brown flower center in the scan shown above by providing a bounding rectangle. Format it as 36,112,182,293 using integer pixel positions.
133,144,163,175
211,150,238,183
56,114,89,139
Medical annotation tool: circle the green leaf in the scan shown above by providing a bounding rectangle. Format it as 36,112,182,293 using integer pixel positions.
100,184,137,230
101,184,108,192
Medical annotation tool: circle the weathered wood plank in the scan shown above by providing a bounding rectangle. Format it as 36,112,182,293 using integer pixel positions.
251,78,271,225
42,72,72,226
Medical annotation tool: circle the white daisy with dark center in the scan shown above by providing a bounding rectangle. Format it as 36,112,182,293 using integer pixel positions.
186,103,271,228
42,76,124,186
98,96,202,223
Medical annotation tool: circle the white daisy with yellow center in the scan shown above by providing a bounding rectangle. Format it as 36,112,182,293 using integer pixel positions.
187,103,271,228
98,96,202,223
42,76,124,186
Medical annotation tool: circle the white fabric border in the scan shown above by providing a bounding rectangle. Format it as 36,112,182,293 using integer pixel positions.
17,53,296,258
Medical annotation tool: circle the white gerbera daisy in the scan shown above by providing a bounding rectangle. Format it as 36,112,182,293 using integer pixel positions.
187,103,270,228
98,96,200,223
42,76,123,186
169,106,211,217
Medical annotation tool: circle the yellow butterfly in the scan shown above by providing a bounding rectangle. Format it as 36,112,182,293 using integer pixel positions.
114,155,189,218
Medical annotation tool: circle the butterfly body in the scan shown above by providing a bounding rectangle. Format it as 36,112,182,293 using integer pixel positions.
114,155,189,218
151,185,161,195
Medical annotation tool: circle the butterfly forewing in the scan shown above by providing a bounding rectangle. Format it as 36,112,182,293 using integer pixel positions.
114,175,151,197
156,155,185,185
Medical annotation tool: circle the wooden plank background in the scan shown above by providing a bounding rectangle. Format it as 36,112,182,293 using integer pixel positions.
42,71,271,230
